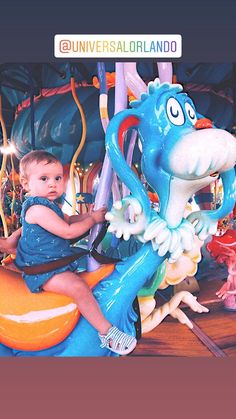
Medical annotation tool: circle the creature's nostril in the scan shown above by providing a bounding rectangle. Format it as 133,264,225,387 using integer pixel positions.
195,118,213,130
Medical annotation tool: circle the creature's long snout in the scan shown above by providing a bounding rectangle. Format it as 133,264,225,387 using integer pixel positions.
169,126,236,179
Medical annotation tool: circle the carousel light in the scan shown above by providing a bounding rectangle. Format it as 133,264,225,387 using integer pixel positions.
0,142,16,155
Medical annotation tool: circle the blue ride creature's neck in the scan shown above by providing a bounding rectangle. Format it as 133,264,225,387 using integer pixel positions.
58,242,165,357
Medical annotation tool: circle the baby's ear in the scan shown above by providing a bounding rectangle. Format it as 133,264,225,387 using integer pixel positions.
20,176,29,191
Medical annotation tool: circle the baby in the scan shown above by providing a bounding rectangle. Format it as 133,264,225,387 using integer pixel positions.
15,150,137,355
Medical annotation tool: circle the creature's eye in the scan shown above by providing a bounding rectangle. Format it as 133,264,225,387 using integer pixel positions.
166,98,185,126
185,102,197,124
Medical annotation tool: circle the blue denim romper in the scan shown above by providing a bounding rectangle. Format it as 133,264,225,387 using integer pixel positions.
15,196,84,293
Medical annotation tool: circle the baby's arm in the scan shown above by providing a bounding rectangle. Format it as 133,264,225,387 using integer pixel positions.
26,205,106,239
64,213,94,225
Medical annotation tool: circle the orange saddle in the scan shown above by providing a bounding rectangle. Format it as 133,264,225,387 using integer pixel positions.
0,264,114,351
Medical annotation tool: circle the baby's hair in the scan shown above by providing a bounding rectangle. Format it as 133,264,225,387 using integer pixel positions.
20,150,61,179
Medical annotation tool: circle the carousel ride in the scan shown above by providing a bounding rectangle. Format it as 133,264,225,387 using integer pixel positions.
0,62,235,356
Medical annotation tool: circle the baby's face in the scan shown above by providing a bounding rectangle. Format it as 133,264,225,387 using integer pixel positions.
23,160,64,201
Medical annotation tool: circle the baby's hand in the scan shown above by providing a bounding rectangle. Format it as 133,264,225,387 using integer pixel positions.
91,207,107,224
1,228,22,254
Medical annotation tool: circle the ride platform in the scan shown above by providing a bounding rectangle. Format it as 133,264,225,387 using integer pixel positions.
132,278,236,357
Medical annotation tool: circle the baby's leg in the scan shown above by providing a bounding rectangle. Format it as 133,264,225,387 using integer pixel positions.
42,271,111,335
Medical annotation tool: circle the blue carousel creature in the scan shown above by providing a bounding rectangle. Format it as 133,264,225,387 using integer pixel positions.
0,79,235,356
